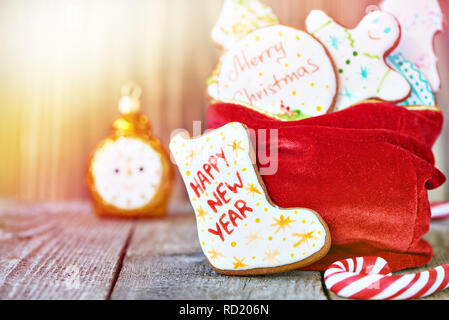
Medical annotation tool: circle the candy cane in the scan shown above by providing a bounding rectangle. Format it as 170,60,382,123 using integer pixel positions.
431,202,449,220
324,256,449,300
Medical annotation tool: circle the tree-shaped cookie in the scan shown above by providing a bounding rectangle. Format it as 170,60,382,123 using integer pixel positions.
169,122,330,275
306,10,411,111
381,0,443,92
211,0,279,51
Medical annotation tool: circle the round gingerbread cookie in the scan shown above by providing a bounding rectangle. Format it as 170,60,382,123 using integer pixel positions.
215,24,338,119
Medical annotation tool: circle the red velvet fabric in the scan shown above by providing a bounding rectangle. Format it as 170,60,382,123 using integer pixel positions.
207,101,446,271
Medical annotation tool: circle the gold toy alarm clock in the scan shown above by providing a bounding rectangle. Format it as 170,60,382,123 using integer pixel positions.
87,84,173,218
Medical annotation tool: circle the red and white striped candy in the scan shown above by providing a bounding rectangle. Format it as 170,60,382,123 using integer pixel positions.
431,202,449,220
324,256,449,300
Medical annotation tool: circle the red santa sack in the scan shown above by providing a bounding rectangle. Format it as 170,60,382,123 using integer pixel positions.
207,100,446,271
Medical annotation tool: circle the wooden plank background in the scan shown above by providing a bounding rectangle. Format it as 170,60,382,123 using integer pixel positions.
0,0,448,204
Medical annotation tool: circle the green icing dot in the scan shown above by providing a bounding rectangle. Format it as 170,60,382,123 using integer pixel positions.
346,59,351,65
338,69,343,73
353,51,358,56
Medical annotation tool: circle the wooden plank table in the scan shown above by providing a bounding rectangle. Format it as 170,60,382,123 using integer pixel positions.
0,201,448,300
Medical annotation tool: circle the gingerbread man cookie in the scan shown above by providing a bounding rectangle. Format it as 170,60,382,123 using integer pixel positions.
381,0,443,92
306,10,411,111
211,0,278,51
169,122,330,275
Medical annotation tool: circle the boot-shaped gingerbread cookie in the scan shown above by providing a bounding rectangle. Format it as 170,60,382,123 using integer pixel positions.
169,122,330,275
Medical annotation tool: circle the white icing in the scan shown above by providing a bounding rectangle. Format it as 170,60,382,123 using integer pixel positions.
216,25,337,117
169,122,327,272
381,0,443,92
306,10,411,110
91,137,162,210
211,0,278,50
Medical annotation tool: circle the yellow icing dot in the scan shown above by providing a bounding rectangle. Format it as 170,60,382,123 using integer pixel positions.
256,202,260,206
294,210,298,214
244,224,247,227
283,238,286,241
268,236,273,241
255,35,260,41
252,256,256,260
202,241,205,246
310,82,315,87
285,63,289,67
297,53,301,58
318,231,321,235
259,72,263,76
326,85,330,89
291,253,294,257
242,168,247,172
256,218,261,223
313,244,316,247
296,35,300,40
316,106,322,112
264,208,268,212
303,252,306,256
224,84,229,88
206,137,210,142
185,162,189,166
192,197,196,201
186,171,190,176
181,143,185,147
278,31,283,36
302,220,306,224
220,132,223,135
231,241,237,247
292,91,296,96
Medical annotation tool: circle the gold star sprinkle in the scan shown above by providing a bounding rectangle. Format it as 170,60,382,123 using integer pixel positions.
196,206,208,222
245,230,263,247
208,248,224,261
185,149,195,161
227,140,245,157
263,247,281,264
232,257,249,269
271,215,296,233
292,231,318,248
245,183,262,198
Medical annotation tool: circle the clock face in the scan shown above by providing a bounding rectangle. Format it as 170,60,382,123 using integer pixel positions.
91,137,163,210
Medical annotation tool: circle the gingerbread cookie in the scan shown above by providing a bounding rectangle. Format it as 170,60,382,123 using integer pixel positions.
211,0,278,51
169,122,331,275
306,10,411,111
213,24,338,119
387,53,435,106
381,0,443,92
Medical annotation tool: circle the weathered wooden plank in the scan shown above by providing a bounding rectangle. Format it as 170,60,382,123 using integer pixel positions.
0,201,134,299
327,219,449,300
111,212,328,300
